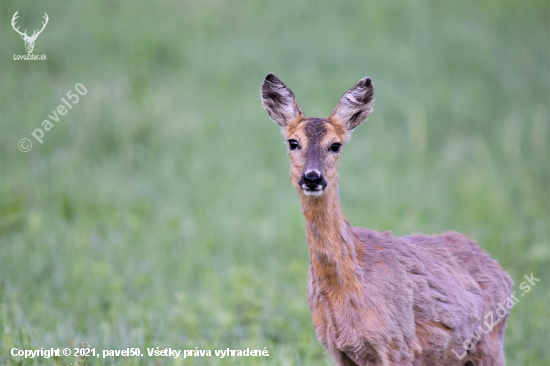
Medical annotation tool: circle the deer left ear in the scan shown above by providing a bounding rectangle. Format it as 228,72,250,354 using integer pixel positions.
331,77,374,131
261,73,303,127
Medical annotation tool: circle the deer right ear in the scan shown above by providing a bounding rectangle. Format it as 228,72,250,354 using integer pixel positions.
331,77,375,131
261,73,303,127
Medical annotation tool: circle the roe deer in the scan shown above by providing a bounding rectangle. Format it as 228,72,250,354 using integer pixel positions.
260,73,512,366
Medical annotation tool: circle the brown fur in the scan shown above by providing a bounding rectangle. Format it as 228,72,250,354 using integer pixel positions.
261,74,513,366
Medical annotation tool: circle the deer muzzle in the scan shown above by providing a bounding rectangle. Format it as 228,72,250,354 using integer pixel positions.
299,169,327,197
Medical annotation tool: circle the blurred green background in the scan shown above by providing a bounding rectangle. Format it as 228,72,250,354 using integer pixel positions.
1,1,548,365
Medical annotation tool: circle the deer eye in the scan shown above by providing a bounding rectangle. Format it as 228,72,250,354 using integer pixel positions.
330,143,341,153
288,139,300,150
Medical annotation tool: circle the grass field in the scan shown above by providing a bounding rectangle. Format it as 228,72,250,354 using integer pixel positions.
1,1,549,365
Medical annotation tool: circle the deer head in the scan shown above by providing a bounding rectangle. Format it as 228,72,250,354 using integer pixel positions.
11,11,49,54
261,73,374,198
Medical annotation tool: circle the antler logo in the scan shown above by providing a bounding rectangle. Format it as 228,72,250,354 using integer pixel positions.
11,11,49,54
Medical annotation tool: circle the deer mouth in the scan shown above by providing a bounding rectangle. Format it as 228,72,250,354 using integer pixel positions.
300,184,326,197
302,187,324,197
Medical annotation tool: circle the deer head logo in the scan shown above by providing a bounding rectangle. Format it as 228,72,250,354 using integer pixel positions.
11,11,49,54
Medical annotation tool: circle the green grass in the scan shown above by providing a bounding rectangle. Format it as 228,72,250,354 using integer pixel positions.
1,1,548,365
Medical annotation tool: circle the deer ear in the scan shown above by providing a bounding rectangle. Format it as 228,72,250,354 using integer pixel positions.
331,77,374,131
261,73,303,127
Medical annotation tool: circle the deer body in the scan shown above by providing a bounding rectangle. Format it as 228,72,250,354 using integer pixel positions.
261,74,512,366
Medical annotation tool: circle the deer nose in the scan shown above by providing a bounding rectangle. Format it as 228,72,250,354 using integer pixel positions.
302,170,323,188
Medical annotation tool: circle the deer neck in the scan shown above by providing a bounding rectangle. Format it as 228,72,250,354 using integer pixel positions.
301,185,362,294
